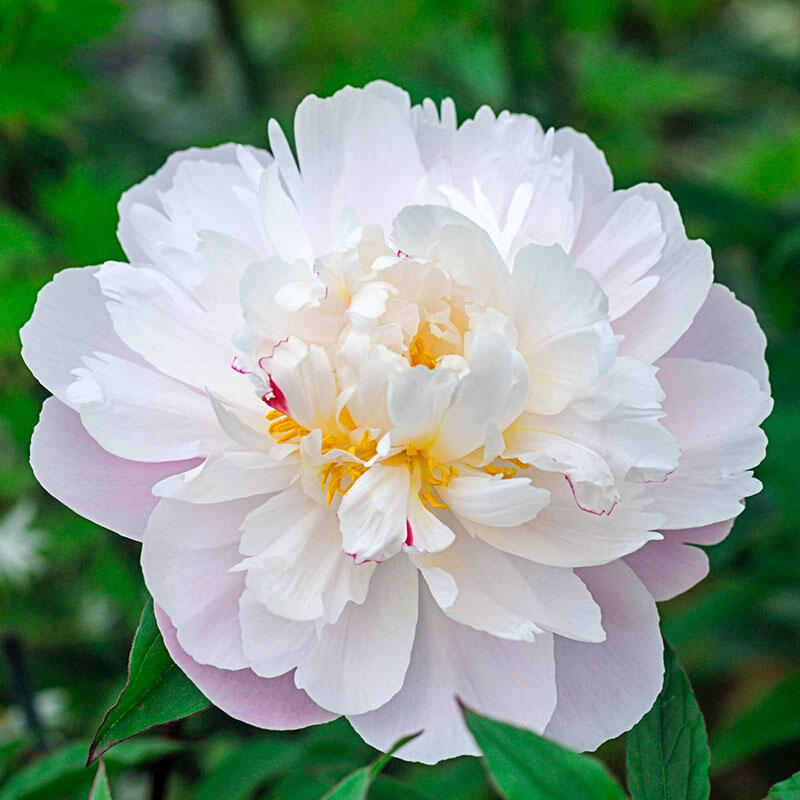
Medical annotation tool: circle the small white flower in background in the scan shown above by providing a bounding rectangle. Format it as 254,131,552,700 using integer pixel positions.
0,688,68,742
21,82,772,763
0,502,45,587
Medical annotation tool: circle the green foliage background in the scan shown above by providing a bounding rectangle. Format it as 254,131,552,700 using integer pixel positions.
0,0,798,797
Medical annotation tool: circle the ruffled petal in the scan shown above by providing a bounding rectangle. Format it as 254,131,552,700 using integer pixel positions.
544,560,663,751
155,605,336,729
294,556,418,715
348,584,557,764
30,398,193,541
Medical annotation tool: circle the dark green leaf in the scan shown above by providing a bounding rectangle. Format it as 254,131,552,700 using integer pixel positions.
0,738,180,800
88,760,112,800
191,737,301,800
462,706,628,800
320,733,420,800
770,771,800,799
711,670,800,774
626,641,710,800
88,598,210,764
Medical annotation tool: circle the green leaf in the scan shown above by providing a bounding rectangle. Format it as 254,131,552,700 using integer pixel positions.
626,642,710,800
320,733,420,800
88,760,112,800
88,598,210,764
191,737,302,800
0,738,180,800
770,771,800,799
462,706,628,800
710,670,800,774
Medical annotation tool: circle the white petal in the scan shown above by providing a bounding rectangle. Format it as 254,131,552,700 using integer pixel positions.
465,472,663,567
405,493,455,553
665,283,769,392
262,339,337,431
440,472,549,527
510,243,617,416
153,450,297,504
623,536,710,602
292,86,426,250
242,487,375,622
239,590,315,677
117,144,270,266
647,358,771,529
96,262,248,403
21,266,140,407
142,497,260,669
338,465,410,563
68,353,231,462
552,127,613,209
294,556,418,715
544,560,663,752
258,162,315,263
388,366,459,447
612,184,714,363
431,323,530,462
349,584,557,764
573,191,666,320
30,398,192,541
391,204,508,309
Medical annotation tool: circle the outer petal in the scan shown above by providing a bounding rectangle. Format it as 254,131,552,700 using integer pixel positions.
348,585,557,764
67,353,232,462
20,266,141,407
30,398,193,541
142,497,260,670
552,126,613,209
96,262,248,403
294,556,418,715
155,605,336,729
117,143,271,266
239,590,315,678
544,560,663,752
647,358,771,529
664,283,770,392
611,184,714,363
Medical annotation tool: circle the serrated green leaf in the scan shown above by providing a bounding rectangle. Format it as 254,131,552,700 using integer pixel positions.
462,706,628,800
191,737,301,800
711,670,800,774
770,771,800,799
0,738,180,800
626,642,710,800
88,760,112,800
320,733,420,800
87,598,210,764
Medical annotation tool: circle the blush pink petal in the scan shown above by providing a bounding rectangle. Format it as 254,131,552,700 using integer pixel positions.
142,497,264,670
544,560,663,752
155,605,336,729
664,283,770,392
30,398,194,541
624,519,735,602
348,585,557,764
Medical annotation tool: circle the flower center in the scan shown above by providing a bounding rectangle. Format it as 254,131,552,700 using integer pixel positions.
384,445,458,511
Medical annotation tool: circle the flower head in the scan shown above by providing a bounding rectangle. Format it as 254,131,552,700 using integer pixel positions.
22,81,772,762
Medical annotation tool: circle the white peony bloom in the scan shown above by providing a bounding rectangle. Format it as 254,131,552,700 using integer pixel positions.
22,82,772,763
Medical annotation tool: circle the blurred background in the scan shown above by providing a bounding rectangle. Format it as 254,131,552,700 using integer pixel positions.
0,0,798,798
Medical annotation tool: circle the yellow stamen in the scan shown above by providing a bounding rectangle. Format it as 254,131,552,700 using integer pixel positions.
481,457,532,480
408,321,438,369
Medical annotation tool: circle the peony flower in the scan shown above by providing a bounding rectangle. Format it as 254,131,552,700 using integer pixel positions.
21,81,772,763
0,502,46,586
